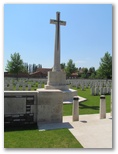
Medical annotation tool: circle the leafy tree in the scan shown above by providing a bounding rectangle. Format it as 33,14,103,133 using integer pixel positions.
5,52,26,79
60,63,66,70
81,73,87,79
80,67,88,78
88,67,96,78
88,67,95,74
97,52,112,79
89,72,96,79
65,59,77,78
82,67,88,74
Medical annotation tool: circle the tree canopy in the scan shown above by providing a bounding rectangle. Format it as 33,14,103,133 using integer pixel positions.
5,52,27,78
97,52,112,79
5,51,112,80
65,59,77,77
61,52,112,79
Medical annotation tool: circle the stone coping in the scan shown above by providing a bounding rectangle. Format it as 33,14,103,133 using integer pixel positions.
63,96,87,104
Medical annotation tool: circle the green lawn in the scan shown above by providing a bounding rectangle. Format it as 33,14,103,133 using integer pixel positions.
4,85,111,148
4,125,83,148
63,87,111,116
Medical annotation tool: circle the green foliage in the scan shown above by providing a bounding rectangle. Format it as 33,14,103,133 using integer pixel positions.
97,52,112,79
78,67,96,79
6,52,27,75
81,73,87,79
89,72,96,79
62,51,112,79
65,59,77,77
60,63,66,70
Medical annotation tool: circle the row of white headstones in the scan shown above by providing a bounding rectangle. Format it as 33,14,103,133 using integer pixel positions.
67,79,112,95
4,79,44,91
4,78,112,94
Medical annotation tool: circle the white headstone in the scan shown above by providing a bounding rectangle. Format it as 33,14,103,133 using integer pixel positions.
91,87,95,95
28,84,31,91
16,84,19,90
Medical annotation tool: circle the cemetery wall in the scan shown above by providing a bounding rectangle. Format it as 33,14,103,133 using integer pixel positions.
4,91,37,125
4,90,63,125
4,72,29,78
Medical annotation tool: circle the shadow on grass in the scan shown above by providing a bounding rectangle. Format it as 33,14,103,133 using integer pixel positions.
4,123,38,132
38,122,73,131
79,103,99,110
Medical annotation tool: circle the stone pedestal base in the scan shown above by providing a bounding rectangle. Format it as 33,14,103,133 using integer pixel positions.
63,89,78,102
37,89,63,123
45,71,68,90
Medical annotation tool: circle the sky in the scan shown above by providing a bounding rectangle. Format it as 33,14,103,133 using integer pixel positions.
4,4,112,70
1,1,118,154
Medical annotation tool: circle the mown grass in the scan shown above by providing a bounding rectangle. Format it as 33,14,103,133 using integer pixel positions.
4,84,111,148
63,87,111,116
4,125,83,148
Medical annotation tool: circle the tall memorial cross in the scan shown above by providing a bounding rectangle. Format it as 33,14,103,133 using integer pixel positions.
50,12,66,72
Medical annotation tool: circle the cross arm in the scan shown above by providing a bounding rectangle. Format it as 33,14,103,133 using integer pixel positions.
50,19,57,24
50,19,66,26
59,20,66,26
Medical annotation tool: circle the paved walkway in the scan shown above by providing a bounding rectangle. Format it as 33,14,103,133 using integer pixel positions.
38,113,112,148
63,113,112,148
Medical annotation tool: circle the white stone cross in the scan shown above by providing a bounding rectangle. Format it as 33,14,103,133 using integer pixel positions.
50,12,66,72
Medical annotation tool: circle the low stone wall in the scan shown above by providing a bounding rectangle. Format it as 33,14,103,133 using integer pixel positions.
4,91,37,125
4,90,63,126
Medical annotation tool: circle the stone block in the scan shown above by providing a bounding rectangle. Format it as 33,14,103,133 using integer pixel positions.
62,89,77,101
45,71,68,90
37,89,63,123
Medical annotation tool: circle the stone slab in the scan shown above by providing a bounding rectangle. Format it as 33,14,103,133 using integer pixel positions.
4,91,37,123
63,113,112,148
62,89,77,101
37,89,63,123
4,97,26,114
63,96,87,104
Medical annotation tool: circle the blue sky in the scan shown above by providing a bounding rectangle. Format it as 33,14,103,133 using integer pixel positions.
4,4,112,70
